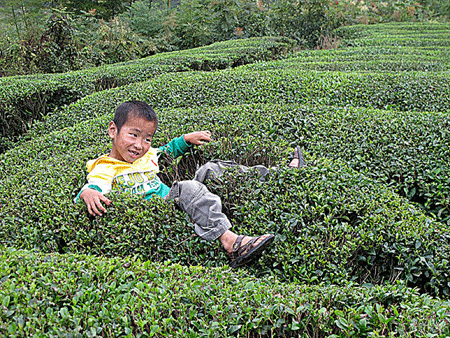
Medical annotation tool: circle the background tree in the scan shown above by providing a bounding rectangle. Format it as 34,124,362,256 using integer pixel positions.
2,0,447,77
175,0,214,49
60,0,134,20
0,0,53,39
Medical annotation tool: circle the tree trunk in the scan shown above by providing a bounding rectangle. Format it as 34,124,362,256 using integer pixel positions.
10,5,21,39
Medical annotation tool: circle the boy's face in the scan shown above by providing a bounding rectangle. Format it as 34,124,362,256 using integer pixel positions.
108,115,157,163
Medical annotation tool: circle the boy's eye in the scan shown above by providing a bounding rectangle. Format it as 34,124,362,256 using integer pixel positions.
130,133,137,137
145,138,152,143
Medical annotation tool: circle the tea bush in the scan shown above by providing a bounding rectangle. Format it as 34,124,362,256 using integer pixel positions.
14,102,450,223
344,35,450,48
259,59,448,72
334,22,450,47
246,47,450,72
7,102,450,225
2,247,449,337
1,104,450,296
26,71,449,225
299,22,449,69
271,105,450,225
30,67,450,143
251,22,450,73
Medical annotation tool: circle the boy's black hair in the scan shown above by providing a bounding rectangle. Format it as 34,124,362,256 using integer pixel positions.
113,101,158,132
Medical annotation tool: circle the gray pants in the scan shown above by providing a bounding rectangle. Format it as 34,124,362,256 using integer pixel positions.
168,160,270,241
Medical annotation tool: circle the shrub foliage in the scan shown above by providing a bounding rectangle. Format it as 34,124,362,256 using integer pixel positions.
2,247,449,336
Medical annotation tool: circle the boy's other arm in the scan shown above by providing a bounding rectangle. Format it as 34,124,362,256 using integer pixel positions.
184,131,212,145
159,131,212,158
80,188,112,216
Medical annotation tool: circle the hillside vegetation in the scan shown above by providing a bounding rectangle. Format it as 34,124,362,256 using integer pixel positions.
1,22,450,336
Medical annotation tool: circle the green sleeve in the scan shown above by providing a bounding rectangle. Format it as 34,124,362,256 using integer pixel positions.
73,184,102,204
158,135,193,159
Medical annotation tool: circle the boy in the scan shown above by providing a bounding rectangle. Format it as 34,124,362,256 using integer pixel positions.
76,101,304,268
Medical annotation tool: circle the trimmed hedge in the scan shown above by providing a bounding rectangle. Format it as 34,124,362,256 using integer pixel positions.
255,22,450,73
247,59,449,73
270,105,450,225
1,104,450,296
2,247,449,337
342,35,450,48
246,47,449,72
120,36,297,68
30,67,450,142
24,71,449,225
334,22,450,47
4,21,449,151
6,103,450,225
0,74,92,152
0,36,296,153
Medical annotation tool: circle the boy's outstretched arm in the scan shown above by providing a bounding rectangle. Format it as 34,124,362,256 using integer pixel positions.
80,188,112,216
184,130,212,146
159,131,212,159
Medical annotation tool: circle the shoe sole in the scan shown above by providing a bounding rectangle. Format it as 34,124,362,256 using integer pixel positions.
230,234,275,268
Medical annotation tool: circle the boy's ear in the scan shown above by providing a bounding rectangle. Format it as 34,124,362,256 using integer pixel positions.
108,121,118,139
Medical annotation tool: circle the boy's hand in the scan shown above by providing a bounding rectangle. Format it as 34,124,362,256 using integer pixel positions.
80,188,112,216
184,131,212,146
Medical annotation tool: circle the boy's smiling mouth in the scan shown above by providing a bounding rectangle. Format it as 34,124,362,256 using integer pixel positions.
129,149,140,157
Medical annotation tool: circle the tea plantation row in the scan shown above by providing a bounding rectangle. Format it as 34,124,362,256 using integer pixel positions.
247,48,450,72
3,22,450,153
250,23,450,73
2,247,449,336
3,22,449,151
3,102,450,226
335,22,450,47
0,37,296,153
34,68,450,138
2,104,450,297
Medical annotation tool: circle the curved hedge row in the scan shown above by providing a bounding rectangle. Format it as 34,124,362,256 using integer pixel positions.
0,36,296,153
273,105,450,225
1,104,450,295
334,22,450,47
5,103,450,228
2,247,449,337
295,46,449,61
121,36,296,67
30,67,450,142
247,59,448,72
245,47,449,72
9,102,450,226
344,35,450,48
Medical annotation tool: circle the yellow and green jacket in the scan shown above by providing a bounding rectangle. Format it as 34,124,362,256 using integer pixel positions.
74,135,191,203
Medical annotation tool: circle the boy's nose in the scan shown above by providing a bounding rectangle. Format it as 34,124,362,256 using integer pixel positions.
135,140,143,150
